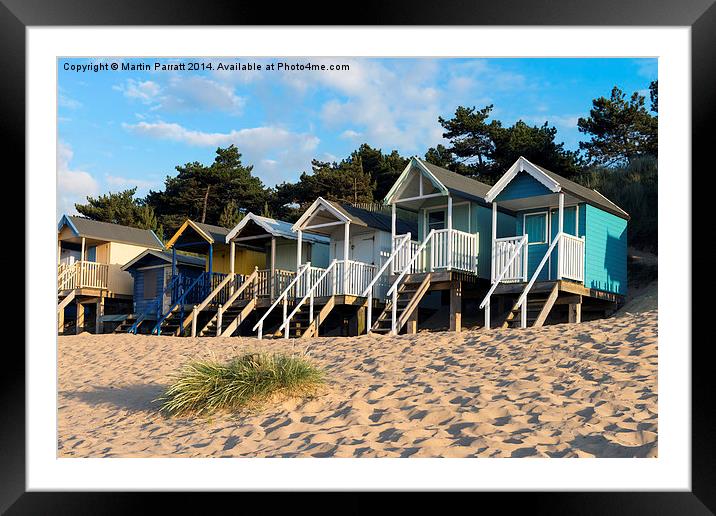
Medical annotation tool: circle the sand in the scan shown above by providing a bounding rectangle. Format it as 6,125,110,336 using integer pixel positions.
57,305,657,458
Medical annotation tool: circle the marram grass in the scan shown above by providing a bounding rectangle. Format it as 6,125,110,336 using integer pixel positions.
158,351,325,416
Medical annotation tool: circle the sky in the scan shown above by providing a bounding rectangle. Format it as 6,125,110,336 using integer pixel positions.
57,57,657,217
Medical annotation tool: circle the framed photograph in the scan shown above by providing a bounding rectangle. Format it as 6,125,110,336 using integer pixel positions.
5,0,711,511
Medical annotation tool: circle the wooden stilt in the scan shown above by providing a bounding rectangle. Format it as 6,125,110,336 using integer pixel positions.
95,297,105,334
449,280,462,332
75,301,84,334
58,303,65,334
568,302,582,323
406,308,418,334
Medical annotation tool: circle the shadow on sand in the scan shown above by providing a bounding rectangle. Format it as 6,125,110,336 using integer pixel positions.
60,384,167,413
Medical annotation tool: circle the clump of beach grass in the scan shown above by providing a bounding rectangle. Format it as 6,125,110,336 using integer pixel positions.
158,351,325,417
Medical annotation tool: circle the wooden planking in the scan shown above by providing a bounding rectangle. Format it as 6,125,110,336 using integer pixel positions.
532,283,559,328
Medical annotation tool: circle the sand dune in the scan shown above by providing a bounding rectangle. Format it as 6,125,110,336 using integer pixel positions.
57,309,657,458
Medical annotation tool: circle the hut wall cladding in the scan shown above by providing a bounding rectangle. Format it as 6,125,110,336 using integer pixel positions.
132,266,167,315
583,204,628,295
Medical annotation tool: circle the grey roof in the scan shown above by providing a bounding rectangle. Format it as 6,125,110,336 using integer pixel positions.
61,215,163,248
230,213,329,245
327,201,418,236
533,164,630,220
192,221,229,242
121,249,205,271
419,159,492,203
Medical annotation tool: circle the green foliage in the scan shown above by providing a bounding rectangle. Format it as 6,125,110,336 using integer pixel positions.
649,80,658,113
146,145,268,234
75,187,162,234
437,105,582,182
577,156,658,253
577,86,657,167
158,352,325,416
218,199,243,229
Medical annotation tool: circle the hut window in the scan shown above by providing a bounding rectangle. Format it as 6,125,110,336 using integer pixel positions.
524,213,548,245
143,269,158,299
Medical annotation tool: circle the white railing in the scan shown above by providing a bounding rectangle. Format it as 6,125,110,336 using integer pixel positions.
559,234,585,282
278,260,339,339
392,229,478,275
257,268,296,299
492,236,528,283
391,234,420,274
480,235,528,329
57,260,109,291
364,233,412,332
341,260,376,296
253,263,311,339
385,229,438,335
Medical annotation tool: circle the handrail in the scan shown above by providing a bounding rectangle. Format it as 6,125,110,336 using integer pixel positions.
195,272,235,313
152,272,206,335
361,233,410,299
129,273,181,334
515,232,563,310
195,267,259,337
480,235,527,309
277,259,338,336
363,233,411,333
387,229,435,297
253,262,311,338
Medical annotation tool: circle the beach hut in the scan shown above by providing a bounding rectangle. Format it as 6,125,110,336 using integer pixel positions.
117,250,205,333
190,213,330,337
57,215,164,334
253,198,418,339
148,219,266,336
480,156,629,328
374,157,516,334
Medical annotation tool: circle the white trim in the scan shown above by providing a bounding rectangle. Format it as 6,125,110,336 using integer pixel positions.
384,157,448,204
302,220,349,231
292,196,351,232
485,156,561,203
393,192,444,204
523,211,549,245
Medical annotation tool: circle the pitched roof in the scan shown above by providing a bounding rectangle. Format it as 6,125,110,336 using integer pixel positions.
121,249,205,271
226,213,329,245
417,159,492,201
59,215,163,248
328,201,418,235
532,163,630,219
192,221,230,242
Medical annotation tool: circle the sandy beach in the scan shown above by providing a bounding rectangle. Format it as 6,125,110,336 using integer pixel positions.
58,296,657,458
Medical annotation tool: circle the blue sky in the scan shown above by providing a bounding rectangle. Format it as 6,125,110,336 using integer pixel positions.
57,57,657,217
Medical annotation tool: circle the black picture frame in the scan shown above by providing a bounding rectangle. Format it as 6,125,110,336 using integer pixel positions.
4,0,710,512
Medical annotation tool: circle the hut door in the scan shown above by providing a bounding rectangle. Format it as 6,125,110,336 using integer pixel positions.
162,267,172,313
352,235,375,266
523,212,549,281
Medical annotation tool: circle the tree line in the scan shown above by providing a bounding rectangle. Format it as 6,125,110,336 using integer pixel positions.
75,82,658,251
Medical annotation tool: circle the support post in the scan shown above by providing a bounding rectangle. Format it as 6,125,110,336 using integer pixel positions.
296,230,303,296
95,297,104,334
270,236,276,299
80,237,86,287
75,301,84,334
229,241,236,295
391,203,396,274
58,302,65,334
447,196,453,270
172,247,177,278
343,222,350,295
491,202,497,282
449,280,462,332
208,243,214,276
484,301,490,330
557,192,564,280
568,302,582,323
406,307,418,334
192,305,199,337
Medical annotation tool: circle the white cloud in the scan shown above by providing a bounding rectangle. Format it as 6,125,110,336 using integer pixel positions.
340,129,362,140
115,75,245,115
114,79,162,103
58,93,82,109
123,121,320,185
105,174,160,190
57,141,99,217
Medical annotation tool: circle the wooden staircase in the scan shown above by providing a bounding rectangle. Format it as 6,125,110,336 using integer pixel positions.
113,315,138,334
200,298,256,337
57,289,76,313
153,306,193,336
500,282,559,329
371,273,432,334
284,296,336,338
